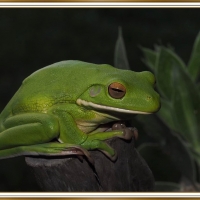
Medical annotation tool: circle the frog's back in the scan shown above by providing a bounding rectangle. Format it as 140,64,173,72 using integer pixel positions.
0,60,115,122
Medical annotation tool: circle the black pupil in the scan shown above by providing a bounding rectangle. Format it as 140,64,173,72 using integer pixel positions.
111,88,123,93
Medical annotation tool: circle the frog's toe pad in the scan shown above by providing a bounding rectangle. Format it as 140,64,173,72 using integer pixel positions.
122,127,138,140
112,122,126,130
131,127,138,140
112,122,138,140
122,128,134,140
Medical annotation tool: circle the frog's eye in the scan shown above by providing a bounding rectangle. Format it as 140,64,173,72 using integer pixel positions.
108,82,126,99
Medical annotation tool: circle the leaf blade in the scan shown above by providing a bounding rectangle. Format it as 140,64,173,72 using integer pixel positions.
114,27,130,70
155,47,187,100
136,114,196,183
140,46,158,72
156,98,177,132
188,32,200,82
172,66,200,150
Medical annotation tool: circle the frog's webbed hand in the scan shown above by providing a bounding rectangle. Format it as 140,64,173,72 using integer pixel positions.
81,122,137,161
112,122,138,140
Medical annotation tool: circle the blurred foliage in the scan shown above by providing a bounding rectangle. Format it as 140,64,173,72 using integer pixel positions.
114,28,200,191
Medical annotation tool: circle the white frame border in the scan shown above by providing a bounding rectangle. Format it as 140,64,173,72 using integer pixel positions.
0,192,200,198
0,3,199,198
0,2,199,7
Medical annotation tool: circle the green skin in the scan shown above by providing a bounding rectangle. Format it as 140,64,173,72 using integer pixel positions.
0,60,160,162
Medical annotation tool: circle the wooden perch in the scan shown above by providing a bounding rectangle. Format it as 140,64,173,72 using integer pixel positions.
25,138,155,191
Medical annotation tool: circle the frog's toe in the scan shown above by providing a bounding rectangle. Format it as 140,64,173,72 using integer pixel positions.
88,139,117,161
124,128,134,140
60,145,93,165
122,127,138,140
130,127,138,140
100,149,118,161
112,122,126,130
112,122,138,140
68,146,94,165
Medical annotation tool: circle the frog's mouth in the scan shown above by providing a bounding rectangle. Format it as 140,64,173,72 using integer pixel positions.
76,99,151,115
76,99,142,136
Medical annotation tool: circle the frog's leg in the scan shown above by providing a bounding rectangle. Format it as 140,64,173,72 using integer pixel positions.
0,113,90,160
0,113,60,149
81,126,135,160
0,142,91,161
49,105,135,161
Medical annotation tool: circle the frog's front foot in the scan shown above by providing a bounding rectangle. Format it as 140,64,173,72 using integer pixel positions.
112,122,138,140
81,122,138,162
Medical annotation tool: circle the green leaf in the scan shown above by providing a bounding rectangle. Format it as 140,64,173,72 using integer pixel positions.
155,47,187,100
114,27,130,70
172,66,200,149
198,83,200,96
140,46,158,72
136,114,196,183
188,32,200,82
156,98,177,132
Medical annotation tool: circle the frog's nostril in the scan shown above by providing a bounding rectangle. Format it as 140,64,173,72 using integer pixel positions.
146,96,152,101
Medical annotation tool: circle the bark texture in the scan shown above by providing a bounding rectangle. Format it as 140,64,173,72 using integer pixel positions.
25,138,154,191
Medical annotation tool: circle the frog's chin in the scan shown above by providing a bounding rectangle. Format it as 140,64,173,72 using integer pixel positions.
76,98,151,115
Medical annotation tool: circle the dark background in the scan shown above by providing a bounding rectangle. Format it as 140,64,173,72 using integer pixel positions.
0,8,199,191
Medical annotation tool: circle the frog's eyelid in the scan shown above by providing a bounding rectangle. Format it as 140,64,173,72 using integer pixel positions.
89,85,102,97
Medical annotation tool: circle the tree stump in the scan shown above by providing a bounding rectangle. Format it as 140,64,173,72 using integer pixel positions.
25,138,154,191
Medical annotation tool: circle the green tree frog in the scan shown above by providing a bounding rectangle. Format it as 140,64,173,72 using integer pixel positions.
0,60,160,162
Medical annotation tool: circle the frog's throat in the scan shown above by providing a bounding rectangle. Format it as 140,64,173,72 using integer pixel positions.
76,99,151,114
